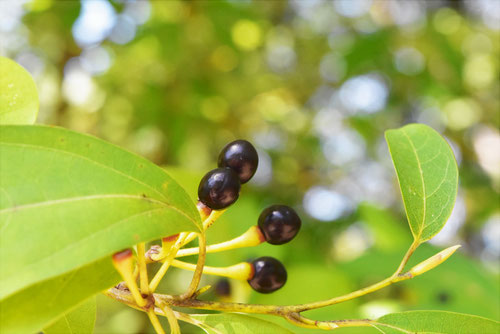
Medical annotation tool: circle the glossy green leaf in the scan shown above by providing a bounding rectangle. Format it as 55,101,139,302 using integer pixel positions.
44,297,97,334
385,124,458,243
0,125,201,300
189,313,294,334
0,257,118,334
372,310,500,333
0,57,39,124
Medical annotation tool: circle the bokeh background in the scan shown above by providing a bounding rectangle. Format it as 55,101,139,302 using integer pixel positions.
2,0,499,333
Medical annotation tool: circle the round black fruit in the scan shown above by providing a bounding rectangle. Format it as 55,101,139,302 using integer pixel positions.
198,168,241,210
218,140,258,184
248,257,287,294
258,205,301,245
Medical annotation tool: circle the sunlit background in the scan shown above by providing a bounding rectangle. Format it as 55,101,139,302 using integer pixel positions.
2,0,499,333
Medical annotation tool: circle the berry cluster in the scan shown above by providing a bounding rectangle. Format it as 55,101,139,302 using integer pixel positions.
198,140,301,294
198,140,258,209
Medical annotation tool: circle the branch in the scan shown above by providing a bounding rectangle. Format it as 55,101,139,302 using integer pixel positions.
106,287,375,330
283,239,420,312
106,241,459,331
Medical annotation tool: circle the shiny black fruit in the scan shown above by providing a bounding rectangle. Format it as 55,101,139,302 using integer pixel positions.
218,140,258,184
198,168,241,210
258,205,301,245
248,257,287,294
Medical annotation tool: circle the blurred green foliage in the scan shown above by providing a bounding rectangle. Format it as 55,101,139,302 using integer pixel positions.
2,0,499,333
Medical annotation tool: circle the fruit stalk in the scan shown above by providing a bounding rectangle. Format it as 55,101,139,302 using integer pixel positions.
176,226,265,257
136,242,150,295
179,232,207,299
170,260,253,281
111,249,146,307
182,209,227,246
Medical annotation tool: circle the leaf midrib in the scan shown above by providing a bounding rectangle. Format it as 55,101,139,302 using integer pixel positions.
374,323,443,334
0,141,199,227
0,194,166,214
401,129,426,241
0,194,196,239
0,142,171,203
371,321,414,333
373,310,500,334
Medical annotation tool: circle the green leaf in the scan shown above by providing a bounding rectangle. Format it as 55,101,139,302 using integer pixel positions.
189,313,294,334
0,257,118,334
0,125,201,300
44,297,97,334
385,124,458,243
0,57,39,124
372,310,500,333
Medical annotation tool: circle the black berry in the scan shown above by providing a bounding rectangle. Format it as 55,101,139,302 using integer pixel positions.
248,257,287,294
198,168,241,210
258,205,301,245
218,140,258,184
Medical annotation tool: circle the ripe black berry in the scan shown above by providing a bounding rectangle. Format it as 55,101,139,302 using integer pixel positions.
258,205,301,245
248,257,287,294
218,140,258,184
198,168,241,210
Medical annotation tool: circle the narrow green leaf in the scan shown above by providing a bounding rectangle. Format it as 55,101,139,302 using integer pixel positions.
0,57,39,124
189,313,294,334
0,257,118,334
385,124,458,243
0,125,201,300
44,297,97,334
372,310,500,333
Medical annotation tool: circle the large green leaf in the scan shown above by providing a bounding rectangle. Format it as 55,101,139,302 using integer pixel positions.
372,310,500,333
0,57,39,124
0,257,118,334
0,125,201,300
385,124,458,243
189,313,294,334
44,297,96,334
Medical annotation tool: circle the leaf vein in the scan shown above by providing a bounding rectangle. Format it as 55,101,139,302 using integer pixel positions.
402,129,426,241
420,150,442,165
0,194,167,214
0,142,171,203
12,207,169,279
424,158,451,199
